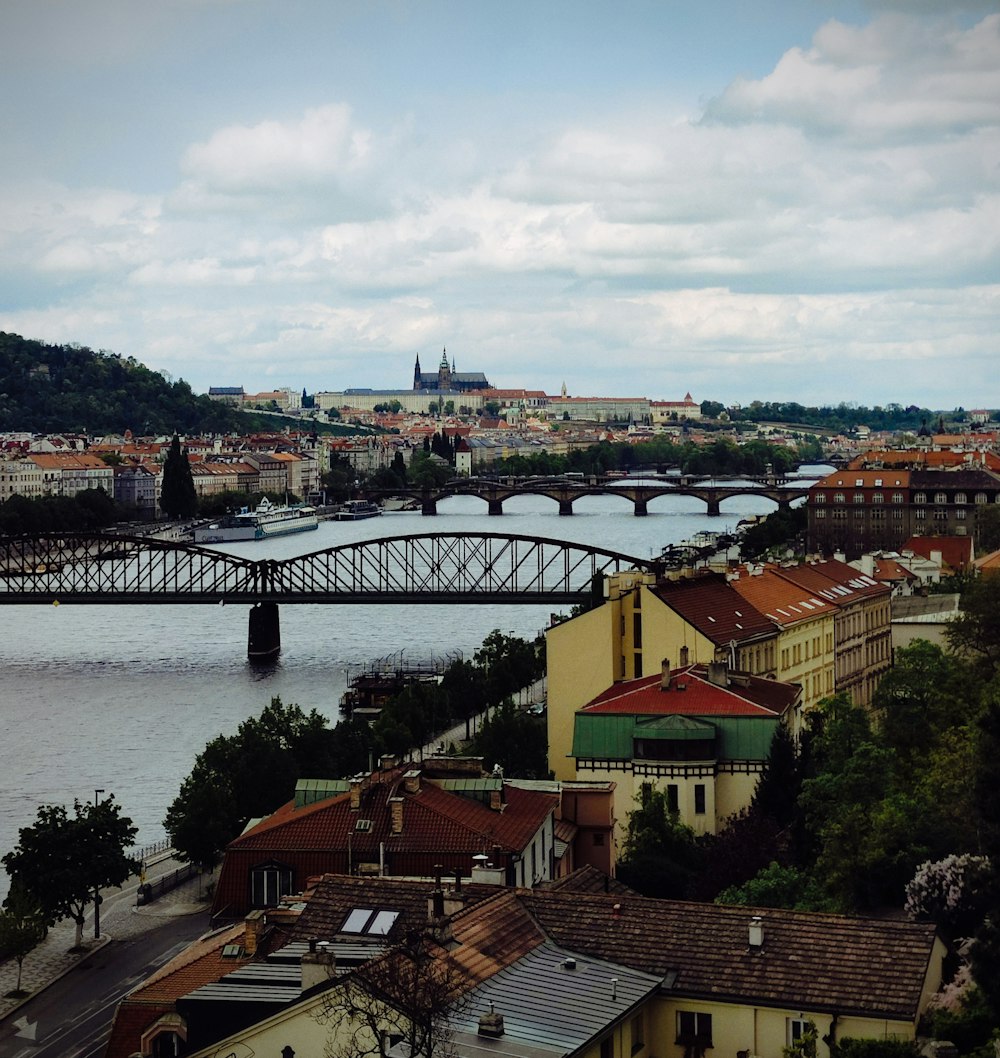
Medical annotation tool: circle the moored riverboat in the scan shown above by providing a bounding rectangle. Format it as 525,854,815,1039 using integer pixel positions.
193,498,319,543
333,499,383,521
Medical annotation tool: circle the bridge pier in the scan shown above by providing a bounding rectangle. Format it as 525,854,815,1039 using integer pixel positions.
248,602,281,661
488,499,504,516
421,498,438,515
706,499,721,517
558,499,574,516
633,499,648,517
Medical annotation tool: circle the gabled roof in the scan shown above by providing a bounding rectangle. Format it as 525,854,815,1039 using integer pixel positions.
773,558,888,606
729,568,838,628
227,770,557,859
650,572,777,646
582,664,796,718
520,889,939,1021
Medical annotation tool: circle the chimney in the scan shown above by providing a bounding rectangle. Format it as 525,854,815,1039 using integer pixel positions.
428,886,446,922
243,909,266,956
301,939,335,989
489,787,503,811
380,753,399,770
349,773,368,811
749,915,764,950
389,796,404,834
860,553,875,577
660,658,671,690
707,660,729,687
478,1002,505,1039
403,769,421,794
679,645,689,667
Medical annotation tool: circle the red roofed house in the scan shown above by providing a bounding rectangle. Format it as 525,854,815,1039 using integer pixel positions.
902,534,976,576
570,661,800,837
211,757,560,920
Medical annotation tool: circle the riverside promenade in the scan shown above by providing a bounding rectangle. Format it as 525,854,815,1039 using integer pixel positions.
0,850,213,1024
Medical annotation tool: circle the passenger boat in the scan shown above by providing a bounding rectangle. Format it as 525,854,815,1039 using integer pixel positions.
193,498,319,543
333,500,383,521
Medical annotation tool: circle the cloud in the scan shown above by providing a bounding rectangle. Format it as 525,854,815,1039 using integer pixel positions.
703,13,1000,137
180,104,372,193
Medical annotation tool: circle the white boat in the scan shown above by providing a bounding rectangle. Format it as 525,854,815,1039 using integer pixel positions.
193,498,320,543
333,500,383,521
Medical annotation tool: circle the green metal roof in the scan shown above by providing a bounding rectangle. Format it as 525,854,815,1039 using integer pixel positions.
572,713,778,761
437,777,502,804
634,715,716,740
294,778,350,808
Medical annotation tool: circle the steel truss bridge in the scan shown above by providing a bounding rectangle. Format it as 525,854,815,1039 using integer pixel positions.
0,531,659,657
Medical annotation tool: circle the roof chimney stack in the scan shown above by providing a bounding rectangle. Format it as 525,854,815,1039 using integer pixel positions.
660,658,671,690
749,915,764,950
478,1002,505,1039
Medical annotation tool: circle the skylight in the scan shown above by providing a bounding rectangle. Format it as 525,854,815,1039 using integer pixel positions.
341,907,402,936
342,907,375,933
368,910,400,936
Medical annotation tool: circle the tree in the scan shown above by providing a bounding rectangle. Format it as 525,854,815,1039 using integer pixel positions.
470,701,548,779
164,697,366,870
947,577,1000,675
319,932,469,1058
617,785,701,898
2,796,138,949
0,886,48,996
159,433,198,518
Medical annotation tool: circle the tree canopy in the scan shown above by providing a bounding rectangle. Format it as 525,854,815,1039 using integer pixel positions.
2,795,138,948
159,433,199,518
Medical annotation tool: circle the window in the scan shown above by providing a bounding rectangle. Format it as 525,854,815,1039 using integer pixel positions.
694,784,706,815
892,492,904,503
957,508,966,520
872,492,883,504
833,492,845,503
976,492,988,504
915,508,926,520
677,1011,713,1047
914,492,926,504
631,1012,645,1055
250,863,292,908
814,509,826,519
853,492,865,504
667,784,679,814
788,1019,813,1046
633,613,642,648
813,493,826,503
935,492,947,504
601,1036,614,1058
955,492,967,505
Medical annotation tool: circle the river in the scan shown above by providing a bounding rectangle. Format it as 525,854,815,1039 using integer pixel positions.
0,474,824,880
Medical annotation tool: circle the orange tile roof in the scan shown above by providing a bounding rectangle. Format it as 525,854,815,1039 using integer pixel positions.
729,568,838,627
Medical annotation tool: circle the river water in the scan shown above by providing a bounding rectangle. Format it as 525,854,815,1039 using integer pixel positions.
0,475,823,882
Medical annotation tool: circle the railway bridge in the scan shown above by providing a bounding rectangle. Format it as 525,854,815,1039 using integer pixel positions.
0,531,659,659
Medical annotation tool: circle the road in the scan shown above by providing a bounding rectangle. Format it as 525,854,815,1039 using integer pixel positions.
0,914,208,1058
0,857,213,1058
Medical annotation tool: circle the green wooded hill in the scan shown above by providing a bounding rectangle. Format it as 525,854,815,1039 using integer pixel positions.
0,332,257,435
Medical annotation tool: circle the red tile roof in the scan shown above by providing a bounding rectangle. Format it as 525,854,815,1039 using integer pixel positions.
582,664,797,718
903,535,975,573
729,568,838,627
651,572,777,645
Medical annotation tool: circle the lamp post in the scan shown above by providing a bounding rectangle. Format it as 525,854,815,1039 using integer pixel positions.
93,789,105,941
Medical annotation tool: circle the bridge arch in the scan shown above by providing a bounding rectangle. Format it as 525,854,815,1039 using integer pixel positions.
0,531,658,657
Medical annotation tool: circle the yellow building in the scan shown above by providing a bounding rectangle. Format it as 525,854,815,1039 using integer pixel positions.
728,566,836,726
127,876,946,1058
547,570,780,784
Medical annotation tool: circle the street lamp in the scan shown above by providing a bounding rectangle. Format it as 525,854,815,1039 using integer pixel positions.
93,789,105,941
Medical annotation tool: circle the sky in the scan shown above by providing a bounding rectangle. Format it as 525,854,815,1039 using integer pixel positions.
0,1,997,409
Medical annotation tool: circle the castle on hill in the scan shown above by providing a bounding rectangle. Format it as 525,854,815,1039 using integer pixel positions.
413,348,490,393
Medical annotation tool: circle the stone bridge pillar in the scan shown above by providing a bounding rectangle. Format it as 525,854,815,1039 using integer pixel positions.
558,498,574,516
705,497,721,517
776,496,792,511
633,498,648,516
421,493,438,515
488,498,504,516
248,602,280,661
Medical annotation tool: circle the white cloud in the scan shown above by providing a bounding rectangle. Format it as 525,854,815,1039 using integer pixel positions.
181,104,372,192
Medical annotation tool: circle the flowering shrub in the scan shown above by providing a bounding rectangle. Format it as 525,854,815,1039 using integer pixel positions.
904,855,991,935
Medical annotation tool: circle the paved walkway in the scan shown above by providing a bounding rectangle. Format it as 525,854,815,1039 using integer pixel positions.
0,852,214,1024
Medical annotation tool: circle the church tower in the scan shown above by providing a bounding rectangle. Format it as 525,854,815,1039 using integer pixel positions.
437,347,452,390
413,353,423,391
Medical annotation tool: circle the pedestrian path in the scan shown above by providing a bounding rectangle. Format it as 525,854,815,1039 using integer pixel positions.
0,852,213,1024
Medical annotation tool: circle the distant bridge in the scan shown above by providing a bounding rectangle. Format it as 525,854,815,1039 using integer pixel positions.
0,531,658,658
364,473,813,516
